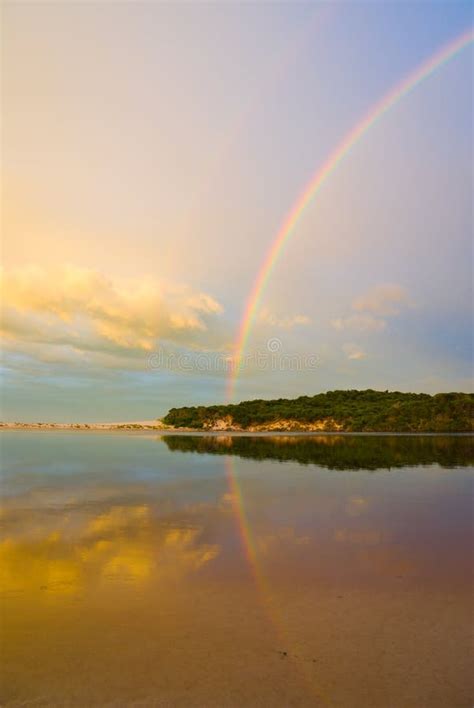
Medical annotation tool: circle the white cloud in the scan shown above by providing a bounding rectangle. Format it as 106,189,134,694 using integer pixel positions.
331,313,386,332
352,284,412,316
342,343,367,360
258,307,311,329
331,284,412,333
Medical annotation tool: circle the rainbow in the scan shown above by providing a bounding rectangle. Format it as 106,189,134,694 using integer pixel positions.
224,455,264,591
227,27,473,399
222,30,473,699
224,454,333,704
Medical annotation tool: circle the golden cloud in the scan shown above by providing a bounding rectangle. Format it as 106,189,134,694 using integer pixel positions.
0,264,225,362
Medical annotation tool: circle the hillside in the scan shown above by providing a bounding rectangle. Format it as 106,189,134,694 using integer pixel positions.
162,390,474,433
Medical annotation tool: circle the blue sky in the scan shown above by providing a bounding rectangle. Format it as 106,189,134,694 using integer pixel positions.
2,1,473,421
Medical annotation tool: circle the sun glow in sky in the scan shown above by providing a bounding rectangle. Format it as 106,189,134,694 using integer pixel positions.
1,1,473,421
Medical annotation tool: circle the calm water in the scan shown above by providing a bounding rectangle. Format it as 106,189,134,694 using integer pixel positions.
1,432,472,707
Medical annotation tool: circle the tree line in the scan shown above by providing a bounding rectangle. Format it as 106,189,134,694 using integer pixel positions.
162,390,473,432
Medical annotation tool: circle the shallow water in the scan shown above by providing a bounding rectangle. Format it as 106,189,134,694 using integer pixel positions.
1,432,472,707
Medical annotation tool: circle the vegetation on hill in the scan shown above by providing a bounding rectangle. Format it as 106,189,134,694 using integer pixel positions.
162,433,474,470
162,390,473,432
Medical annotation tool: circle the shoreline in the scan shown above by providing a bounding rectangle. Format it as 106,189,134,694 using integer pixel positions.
0,421,166,433
0,423,472,437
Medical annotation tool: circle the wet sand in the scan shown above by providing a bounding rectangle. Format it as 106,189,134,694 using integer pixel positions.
1,432,472,706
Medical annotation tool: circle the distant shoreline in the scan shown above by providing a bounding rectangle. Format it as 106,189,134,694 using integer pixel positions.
4,391,471,435
0,421,167,432
0,422,472,437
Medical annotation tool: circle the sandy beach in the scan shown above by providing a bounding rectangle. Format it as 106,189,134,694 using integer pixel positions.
0,420,167,431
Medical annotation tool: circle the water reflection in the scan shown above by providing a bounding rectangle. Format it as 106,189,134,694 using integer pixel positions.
162,433,473,469
1,432,472,706
0,496,220,599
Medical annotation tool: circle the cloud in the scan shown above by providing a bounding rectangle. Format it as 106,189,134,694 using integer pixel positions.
331,313,386,332
352,284,412,316
342,342,367,360
0,264,226,363
258,307,310,329
331,284,412,332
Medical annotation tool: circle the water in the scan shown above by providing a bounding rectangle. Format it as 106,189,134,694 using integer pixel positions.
1,432,472,707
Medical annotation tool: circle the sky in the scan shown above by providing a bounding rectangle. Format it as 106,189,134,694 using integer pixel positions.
1,1,473,422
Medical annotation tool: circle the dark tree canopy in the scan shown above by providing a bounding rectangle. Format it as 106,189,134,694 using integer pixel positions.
162,390,473,433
